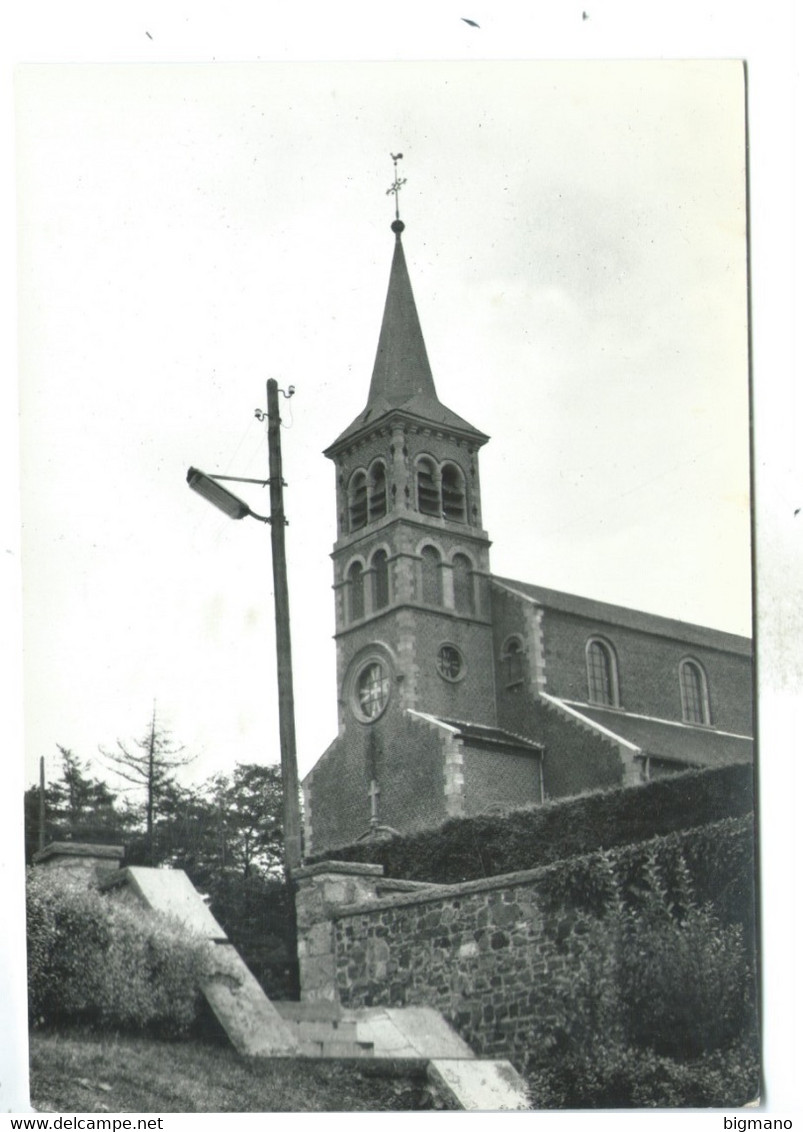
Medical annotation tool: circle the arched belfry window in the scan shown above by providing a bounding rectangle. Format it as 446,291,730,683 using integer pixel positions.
420,545,442,606
348,470,368,532
586,638,619,707
347,561,364,622
502,637,525,687
372,549,390,611
441,463,467,523
452,553,475,614
416,457,440,517
368,462,388,522
679,659,710,725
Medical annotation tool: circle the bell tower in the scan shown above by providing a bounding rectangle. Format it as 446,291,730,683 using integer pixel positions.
324,171,496,744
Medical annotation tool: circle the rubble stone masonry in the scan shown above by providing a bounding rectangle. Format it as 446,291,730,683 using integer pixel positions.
294,816,753,1068
295,859,589,1065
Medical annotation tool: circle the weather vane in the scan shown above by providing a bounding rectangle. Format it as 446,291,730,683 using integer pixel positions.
386,153,406,221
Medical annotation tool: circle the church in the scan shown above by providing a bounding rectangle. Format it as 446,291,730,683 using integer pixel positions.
301,210,754,857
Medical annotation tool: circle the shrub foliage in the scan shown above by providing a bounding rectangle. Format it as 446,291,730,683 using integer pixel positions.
524,844,759,1108
26,869,211,1035
310,762,754,884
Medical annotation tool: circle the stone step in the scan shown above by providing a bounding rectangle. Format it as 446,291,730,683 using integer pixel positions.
273,1003,378,1058
279,1018,359,1043
322,1039,375,1058
274,1000,343,1023
295,1037,375,1059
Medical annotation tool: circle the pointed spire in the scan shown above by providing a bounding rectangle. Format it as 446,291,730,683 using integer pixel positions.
326,218,487,455
366,221,438,409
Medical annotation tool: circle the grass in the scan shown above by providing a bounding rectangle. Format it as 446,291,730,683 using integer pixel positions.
29,1028,438,1113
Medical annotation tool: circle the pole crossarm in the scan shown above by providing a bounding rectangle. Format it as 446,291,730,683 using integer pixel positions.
207,473,271,486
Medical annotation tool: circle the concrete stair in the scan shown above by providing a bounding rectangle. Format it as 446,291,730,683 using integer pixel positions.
274,1002,374,1058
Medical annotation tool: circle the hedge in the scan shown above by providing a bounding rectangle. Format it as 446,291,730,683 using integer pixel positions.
26,869,211,1034
309,762,755,884
521,825,759,1106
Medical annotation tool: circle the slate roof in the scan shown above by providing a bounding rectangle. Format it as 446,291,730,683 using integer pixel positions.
410,710,543,754
493,577,752,656
326,223,487,454
555,699,754,768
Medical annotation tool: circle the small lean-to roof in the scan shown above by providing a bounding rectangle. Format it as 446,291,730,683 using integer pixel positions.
408,710,543,754
493,577,752,656
553,699,753,768
326,221,488,455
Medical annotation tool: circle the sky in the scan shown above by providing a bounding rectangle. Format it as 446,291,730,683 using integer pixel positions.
15,59,752,794
2,2,802,1117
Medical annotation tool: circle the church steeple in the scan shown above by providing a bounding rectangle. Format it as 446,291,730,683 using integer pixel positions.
326,205,487,455
365,220,438,411
314,172,498,851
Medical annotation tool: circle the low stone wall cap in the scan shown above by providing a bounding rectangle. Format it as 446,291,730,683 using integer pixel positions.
33,842,125,863
294,860,385,879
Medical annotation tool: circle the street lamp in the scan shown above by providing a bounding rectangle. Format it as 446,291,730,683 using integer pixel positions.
186,380,302,878
186,467,269,522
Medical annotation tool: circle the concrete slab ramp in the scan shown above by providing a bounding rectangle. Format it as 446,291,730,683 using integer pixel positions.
103,867,228,939
201,943,300,1057
100,866,299,1058
428,1058,531,1111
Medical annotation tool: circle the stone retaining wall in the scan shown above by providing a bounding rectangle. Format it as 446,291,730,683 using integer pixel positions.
294,819,754,1068
338,872,574,1064
296,858,594,1064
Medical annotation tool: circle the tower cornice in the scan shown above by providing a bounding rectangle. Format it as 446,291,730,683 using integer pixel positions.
330,512,492,557
325,407,489,462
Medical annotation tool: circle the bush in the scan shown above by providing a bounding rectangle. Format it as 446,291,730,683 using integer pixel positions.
523,847,759,1108
528,1042,760,1109
26,869,212,1035
615,852,753,1059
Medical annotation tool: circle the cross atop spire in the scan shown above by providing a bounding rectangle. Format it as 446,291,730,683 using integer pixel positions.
386,153,406,225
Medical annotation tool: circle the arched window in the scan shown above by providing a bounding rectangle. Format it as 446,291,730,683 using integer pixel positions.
416,457,440,517
441,462,467,523
372,549,390,611
586,638,618,706
502,637,524,687
452,553,475,614
348,470,368,532
347,561,364,622
368,462,388,522
420,545,442,605
679,659,710,725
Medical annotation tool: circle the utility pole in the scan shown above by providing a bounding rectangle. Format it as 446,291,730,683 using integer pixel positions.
38,756,46,853
266,378,303,876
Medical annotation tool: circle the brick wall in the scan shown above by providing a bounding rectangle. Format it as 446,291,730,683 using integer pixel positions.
491,585,753,736
305,712,451,853
496,688,628,799
461,745,542,813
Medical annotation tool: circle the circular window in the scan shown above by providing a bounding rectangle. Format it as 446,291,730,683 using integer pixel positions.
437,644,464,682
353,660,391,721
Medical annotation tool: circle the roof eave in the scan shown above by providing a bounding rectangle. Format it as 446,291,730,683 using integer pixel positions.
324,404,490,459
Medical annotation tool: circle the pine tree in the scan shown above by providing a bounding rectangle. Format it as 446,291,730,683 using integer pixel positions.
100,705,194,865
